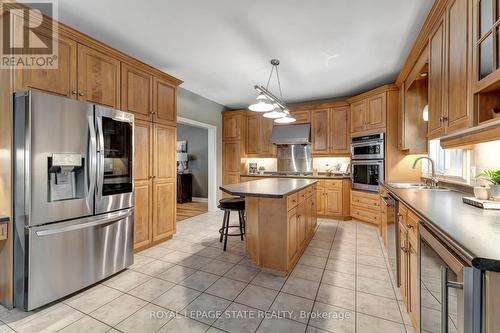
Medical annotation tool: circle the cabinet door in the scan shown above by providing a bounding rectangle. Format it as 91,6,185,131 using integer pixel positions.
330,107,349,154
297,202,307,247
316,189,326,216
408,237,419,328
16,32,77,98
246,114,260,155
311,109,330,154
399,223,408,305
121,63,152,121
366,93,387,130
325,188,342,216
351,101,366,134
153,77,176,126
134,180,152,250
445,0,471,133
154,124,176,180
134,120,153,182
428,18,446,138
287,209,298,265
152,180,176,241
223,142,241,173
223,114,243,140
259,117,275,156
77,44,120,108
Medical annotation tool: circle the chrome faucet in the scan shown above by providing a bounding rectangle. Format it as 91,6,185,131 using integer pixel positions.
412,156,438,188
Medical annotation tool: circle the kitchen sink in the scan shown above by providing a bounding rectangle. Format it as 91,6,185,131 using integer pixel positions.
387,183,449,191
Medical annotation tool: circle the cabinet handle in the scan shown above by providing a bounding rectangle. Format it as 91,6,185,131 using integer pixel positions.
78,91,85,96
71,90,77,95
401,246,408,253
406,224,413,229
442,116,448,122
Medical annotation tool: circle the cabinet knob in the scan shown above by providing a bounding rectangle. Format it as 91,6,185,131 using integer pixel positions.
406,224,413,229
401,246,408,253
71,90,77,95
78,91,85,96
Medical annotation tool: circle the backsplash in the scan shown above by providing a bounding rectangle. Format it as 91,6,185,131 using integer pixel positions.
243,157,351,173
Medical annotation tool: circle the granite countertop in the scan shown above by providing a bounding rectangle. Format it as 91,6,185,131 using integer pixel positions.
383,183,500,272
220,178,317,198
0,215,8,223
242,173,351,180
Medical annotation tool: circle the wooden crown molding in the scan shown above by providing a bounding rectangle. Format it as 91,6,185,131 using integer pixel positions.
395,0,449,85
345,84,398,104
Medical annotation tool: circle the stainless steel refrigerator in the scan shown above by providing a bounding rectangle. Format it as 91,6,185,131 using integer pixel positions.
13,90,135,311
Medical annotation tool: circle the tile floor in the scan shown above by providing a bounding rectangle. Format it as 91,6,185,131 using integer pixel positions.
0,211,415,333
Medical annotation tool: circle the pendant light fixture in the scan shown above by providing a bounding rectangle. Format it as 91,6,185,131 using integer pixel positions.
248,59,296,123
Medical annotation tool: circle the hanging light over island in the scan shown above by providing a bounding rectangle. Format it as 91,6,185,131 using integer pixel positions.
248,59,296,123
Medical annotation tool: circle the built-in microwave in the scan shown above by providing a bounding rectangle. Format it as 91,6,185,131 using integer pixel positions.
351,133,384,160
351,159,384,192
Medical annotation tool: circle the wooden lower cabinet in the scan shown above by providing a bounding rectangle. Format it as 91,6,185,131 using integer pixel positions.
316,179,351,219
398,203,419,329
287,208,298,265
152,180,176,242
350,190,380,225
134,180,152,249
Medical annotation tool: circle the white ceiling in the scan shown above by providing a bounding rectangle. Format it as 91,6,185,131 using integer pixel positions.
55,0,434,108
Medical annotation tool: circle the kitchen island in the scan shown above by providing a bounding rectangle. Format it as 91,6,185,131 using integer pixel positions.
220,178,317,275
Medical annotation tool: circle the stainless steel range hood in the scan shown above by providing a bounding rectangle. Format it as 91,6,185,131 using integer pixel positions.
270,124,311,144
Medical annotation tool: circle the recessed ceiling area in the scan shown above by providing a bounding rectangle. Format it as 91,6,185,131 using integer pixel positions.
55,0,434,108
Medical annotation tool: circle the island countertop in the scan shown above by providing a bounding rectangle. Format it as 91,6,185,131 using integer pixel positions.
220,178,317,198
382,183,500,272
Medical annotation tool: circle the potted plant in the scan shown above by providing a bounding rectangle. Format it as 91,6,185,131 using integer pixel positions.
258,166,266,175
478,169,500,200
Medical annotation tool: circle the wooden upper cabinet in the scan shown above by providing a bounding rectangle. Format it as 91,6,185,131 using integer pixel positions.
246,114,260,155
351,101,366,134
428,18,446,138
260,117,275,155
16,31,77,98
366,93,386,130
311,109,330,154
445,0,471,132
330,108,349,154
121,63,152,121
134,120,153,181
77,44,120,108
223,113,243,140
153,77,176,126
154,124,176,180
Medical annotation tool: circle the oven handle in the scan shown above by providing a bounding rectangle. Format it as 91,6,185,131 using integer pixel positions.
350,140,384,147
441,266,463,332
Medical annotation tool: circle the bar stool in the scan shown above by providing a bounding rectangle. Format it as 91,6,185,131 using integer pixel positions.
218,197,245,251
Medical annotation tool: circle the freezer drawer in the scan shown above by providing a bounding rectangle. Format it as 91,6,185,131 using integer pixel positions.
18,209,134,311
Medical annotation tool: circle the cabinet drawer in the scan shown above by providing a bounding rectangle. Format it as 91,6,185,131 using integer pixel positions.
316,180,325,189
351,191,380,212
297,189,307,203
351,207,380,225
324,179,343,189
287,193,298,210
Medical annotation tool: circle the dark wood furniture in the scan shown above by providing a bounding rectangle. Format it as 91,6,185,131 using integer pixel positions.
177,173,193,203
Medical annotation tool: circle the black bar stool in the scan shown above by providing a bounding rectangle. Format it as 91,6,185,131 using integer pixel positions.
218,197,245,251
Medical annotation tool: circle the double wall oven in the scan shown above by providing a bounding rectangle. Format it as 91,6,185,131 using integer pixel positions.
13,91,135,310
351,133,384,192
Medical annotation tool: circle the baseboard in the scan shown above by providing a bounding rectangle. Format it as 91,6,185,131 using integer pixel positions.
192,197,208,203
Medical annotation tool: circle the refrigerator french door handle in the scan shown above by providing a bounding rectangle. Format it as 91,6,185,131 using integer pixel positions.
87,113,97,210
441,266,464,333
96,115,104,197
35,208,133,236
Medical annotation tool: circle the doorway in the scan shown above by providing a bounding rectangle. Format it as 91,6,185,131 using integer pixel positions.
176,117,217,220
